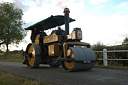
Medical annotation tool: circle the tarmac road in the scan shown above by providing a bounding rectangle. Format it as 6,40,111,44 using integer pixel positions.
0,61,128,85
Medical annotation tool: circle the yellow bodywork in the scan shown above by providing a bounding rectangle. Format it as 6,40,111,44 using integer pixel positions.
48,44,61,56
35,34,40,45
43,34,62,43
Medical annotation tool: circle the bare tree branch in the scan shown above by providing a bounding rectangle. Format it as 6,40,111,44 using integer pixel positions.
0,41,5,45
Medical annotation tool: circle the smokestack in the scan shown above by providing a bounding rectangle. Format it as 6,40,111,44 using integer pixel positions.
64,8,70,35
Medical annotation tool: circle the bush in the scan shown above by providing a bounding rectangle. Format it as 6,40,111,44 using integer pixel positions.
93,42,128,67
91,42,107,51
0,50,24,62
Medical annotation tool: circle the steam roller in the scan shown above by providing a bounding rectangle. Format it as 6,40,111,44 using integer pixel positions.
23,8,96,71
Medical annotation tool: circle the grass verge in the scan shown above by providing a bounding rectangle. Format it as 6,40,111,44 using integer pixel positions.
0,51,49,85
0,71,48,85
95,65,128,70
0,51,24,62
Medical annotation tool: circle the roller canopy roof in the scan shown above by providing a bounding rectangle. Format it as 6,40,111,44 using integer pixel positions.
25,15,75,31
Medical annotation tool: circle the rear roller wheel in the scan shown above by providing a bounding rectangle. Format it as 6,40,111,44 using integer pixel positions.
26,43,41,68
62,47,96,72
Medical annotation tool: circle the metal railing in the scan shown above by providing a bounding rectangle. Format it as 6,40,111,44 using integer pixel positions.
94,49,128,66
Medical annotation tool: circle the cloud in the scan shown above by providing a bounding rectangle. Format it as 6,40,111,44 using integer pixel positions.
120,34,128,37
23,0,86,24
89,0,108,5
89,0,108,10
55,0,68,9
0,0,13,3
93,5,104,10
0,0,29,12
75,9,128,45
116,1,128,10
0,0,85,24
1,0,128,46
13,0,29,12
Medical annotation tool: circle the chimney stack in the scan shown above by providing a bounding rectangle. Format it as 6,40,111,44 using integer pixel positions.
64,8,70,35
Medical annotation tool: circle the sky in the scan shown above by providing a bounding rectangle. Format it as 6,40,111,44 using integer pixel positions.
0,0,128,51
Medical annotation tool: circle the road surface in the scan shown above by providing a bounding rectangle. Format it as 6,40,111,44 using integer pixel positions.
0,61,128,85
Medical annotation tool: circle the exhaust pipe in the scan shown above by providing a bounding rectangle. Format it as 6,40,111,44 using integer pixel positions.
64,8,70,35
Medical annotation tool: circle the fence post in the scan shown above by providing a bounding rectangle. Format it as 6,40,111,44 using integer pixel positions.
103,49,108,66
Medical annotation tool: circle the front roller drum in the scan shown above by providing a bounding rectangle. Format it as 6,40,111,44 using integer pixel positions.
62,47,96,71
25,43,41,68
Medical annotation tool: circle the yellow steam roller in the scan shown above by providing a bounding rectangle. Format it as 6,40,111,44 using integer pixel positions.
23,8,96,71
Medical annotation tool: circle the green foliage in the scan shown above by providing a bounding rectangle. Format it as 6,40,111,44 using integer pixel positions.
122,37,128,45
107,45,128,50
94,42,128,67
0,50,24,62
0,2,26,52
91,42,106,51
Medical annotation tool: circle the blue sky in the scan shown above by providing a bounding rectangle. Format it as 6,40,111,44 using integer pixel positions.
0,0,128,50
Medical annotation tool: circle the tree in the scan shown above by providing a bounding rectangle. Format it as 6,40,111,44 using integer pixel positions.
91,42,106,51
0,2,26,52
122,37,128,45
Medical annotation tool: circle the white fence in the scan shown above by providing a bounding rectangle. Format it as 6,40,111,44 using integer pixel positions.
94,49,128,66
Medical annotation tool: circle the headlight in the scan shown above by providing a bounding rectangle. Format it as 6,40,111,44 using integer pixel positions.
71,28,82,40
77,30,82,40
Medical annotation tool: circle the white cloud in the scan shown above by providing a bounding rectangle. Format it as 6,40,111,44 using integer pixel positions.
116,1,128,9
0,0,29,12
0,0,86,25
1,0,128,50
120,33,128,37
23,0,86,24
90,0,108,5
93,5,104,10
23,0,128,45
89,0,108,10
0,0,13,3
74,9,128,45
